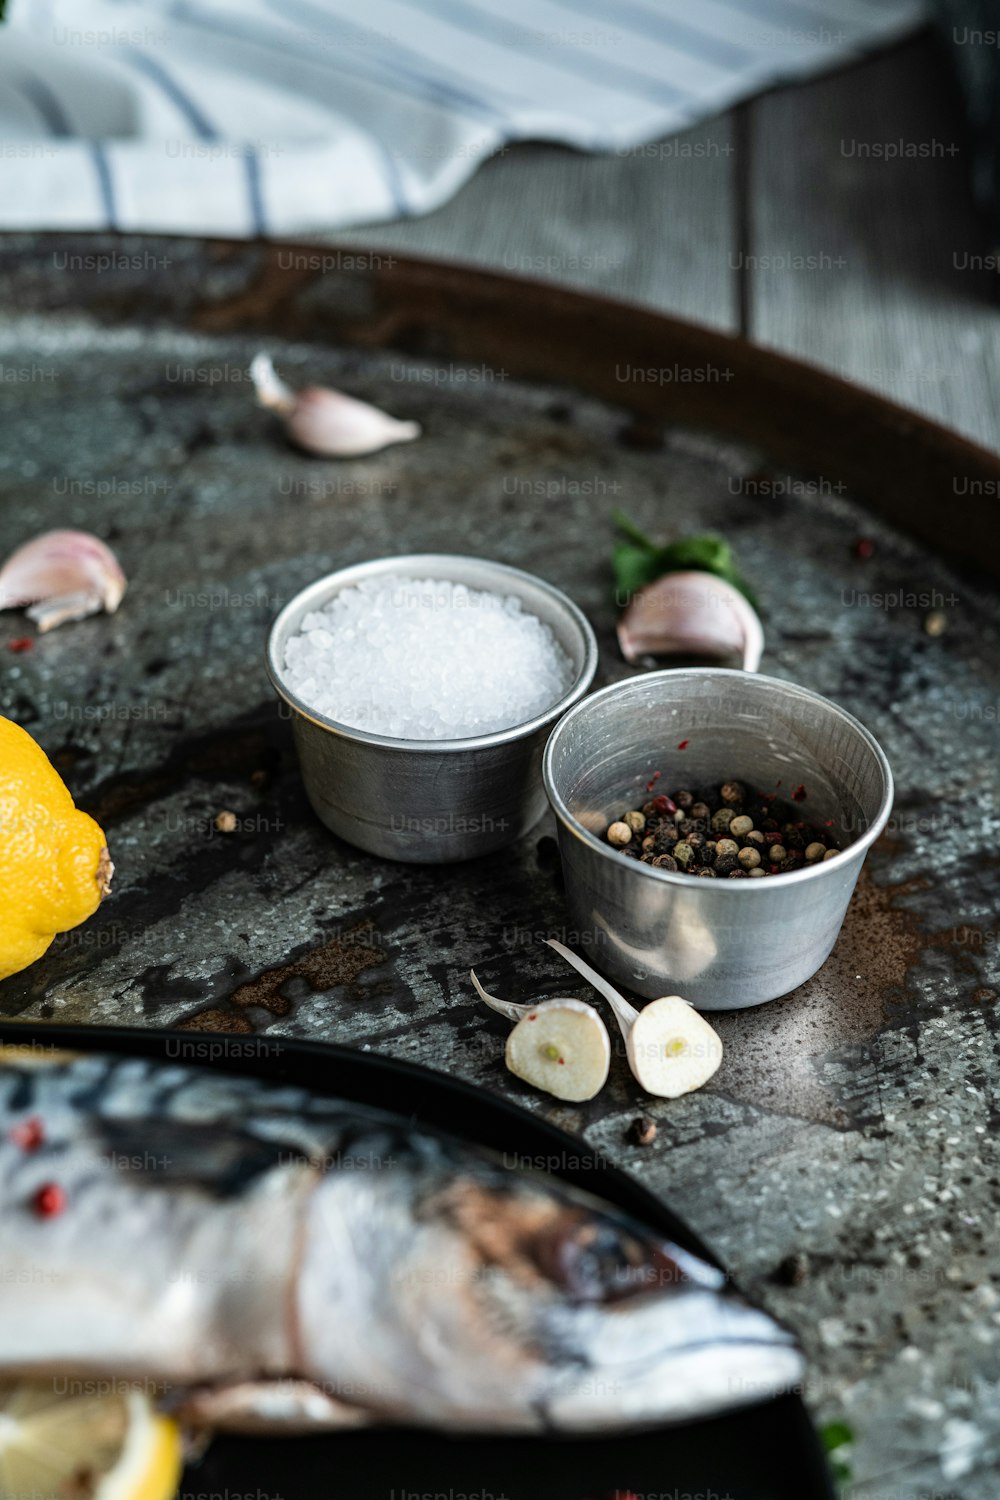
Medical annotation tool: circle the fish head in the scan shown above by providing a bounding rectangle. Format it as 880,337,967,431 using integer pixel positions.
301,1162,804,1431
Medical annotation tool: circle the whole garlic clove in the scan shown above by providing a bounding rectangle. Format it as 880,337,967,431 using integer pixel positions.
0,530,126,633
250,352,421,458
617,570,763,673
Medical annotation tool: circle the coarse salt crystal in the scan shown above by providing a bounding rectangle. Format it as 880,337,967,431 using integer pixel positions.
282,575,575,739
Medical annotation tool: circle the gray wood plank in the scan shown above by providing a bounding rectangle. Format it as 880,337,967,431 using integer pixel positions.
317,117,738,332
748,33,1000,451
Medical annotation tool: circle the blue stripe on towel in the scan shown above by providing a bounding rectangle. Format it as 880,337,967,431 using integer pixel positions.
11,67,74,135
253,0,517,122
90,142,118,227
166,1,420,217
243,145,268,235
393,0,698,104
543,0,757,70
118,47,219,138
374,137,411,217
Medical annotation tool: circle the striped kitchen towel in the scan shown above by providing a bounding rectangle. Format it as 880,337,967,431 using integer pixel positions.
1,0,928,237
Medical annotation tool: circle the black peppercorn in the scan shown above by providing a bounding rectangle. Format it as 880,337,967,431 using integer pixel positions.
728,868,748,878
776,1252,810,1286
714,853,737,875
690,801,711,822
697,867,717,877
652,854,678,871
720,781,745,806
628,1116,658,1146
674,790,694,809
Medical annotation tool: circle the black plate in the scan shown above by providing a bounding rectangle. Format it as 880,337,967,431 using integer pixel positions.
0,1021,833,1500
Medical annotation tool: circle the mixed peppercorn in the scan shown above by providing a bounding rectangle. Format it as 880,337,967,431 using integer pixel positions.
605,779,842,877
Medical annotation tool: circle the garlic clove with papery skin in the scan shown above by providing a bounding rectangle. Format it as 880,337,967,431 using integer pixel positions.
617,570,763,673
250,352,421,458
0,530,126,633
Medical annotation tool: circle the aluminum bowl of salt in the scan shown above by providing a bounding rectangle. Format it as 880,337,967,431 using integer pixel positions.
267,554,599,862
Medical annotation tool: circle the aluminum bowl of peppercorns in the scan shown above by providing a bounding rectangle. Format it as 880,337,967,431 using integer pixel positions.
542,669,893,1008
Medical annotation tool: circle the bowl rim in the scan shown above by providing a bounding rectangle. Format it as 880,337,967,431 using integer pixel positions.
542,667,895,892
265,552,599,753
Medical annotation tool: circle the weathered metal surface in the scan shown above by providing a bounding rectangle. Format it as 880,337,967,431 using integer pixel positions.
1,236,999,1496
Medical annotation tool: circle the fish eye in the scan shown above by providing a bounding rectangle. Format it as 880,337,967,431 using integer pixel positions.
540,1219,675,1303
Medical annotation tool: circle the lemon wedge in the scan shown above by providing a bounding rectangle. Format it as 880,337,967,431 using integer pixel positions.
0,1384,182,1500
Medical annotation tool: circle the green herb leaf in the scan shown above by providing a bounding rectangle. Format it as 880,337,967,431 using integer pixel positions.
611,541,664,601
820,1421,855,1494
821,1421,854,1453
611,512,759,610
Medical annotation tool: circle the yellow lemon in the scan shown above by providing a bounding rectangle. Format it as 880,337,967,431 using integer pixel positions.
0,1383,183,1500
0,716,113,980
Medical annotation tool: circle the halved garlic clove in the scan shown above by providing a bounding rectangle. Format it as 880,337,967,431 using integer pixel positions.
626,996,723,1099
0,530,126,633
250,352,421,458
617,570,763,673
470,968,610,1102
545,939,723,1099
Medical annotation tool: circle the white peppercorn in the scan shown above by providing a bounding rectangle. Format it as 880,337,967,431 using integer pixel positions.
623,810,646,833
804,841,826,862
730,814,754,838
607,821,632,847
738,846,761,869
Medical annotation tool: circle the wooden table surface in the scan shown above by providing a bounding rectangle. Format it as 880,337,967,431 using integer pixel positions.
329,29,1000,456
